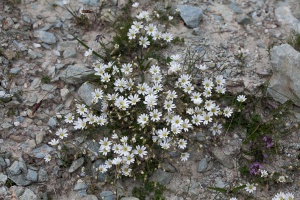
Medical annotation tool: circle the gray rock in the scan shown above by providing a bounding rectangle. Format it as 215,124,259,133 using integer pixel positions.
79,0,100,6
120,198,139,200
100,191,115,200
78,82,97,106
69,157,84,173
8,161,21,175
236,15,252,25
177,5,203,28
161,162,177,173
5,159,10,167
59,64,94,84
47,117,57,127
3,17,14,30
18,160,27,173
74,182,88,191
41,84,56,92
40,24,53,31
17,116,24,123
0,157,6,167
26,169,38,182
229,3,242,14
33,30,57,44
19,188,38,200
63,49,77,58
22,15,31,23
150,169,174,185
275,5,300,33
197,158,208,172
268,44,300,106
38,168,48,182
211,148,234,169
215,177,226,188
31,144,54,159
28,49,37,59
82,195,99,200
0,173,7,184
9,67,22,74
0,186,8,197
7,173,31,186
13,40,27,51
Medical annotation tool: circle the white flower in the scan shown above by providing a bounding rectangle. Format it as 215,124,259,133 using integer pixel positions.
48,138,60,146
278,175,286,183
260,169,268,178
215,75,225,85
144,94,158,109
44,154,52,162
229,198,238,200
164,100,176,112
120,144,132,156
137,113,149,126
84,49,93,57
204,100,215,111
237,95,247,102
121,164,132,176
192,114,203,126
128,94,141,105
203,78,214,91
171,115,183,127
112,157,122,165
285,192,294,200
132,2,139,8
149,65,161,74
196,64,207,71
202,111,213,125
73,118,87,130
145,23,157,36
114,96,130,110
123,154,135,165
139,36,150,48
96,115,107,126
210,122,222,135
180,153,189,161
121,63,133,75
166,90,178,100
76,104,88,116
272,192,286,200
97,164,108,173
215,85,226,94
127,28,137,40
101,73,111,82
150,109,162,122
157,128,170,139
178,139,187,149
168,16,173,21
183,83,194,94
182,119,192,132
137,11,150,20
132,21,143,31
133,145,148,158
64,113,74,123
99,137,112,147
223,107,233,118
245,183,256,193
62,0,70,5
162,32,173,42
56,128,68,139
92,88,104,102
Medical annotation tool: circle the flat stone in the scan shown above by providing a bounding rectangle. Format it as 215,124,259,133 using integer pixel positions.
0,173,7,184
26,169,38,182
19,188,38,200
177,5,203,28
82,195,99,200
63,49,77,58
68,157,84,173
229,3,242,14
33,30,57,44
74,182,88,191
100,191,115,200
59,64,94,84
150,169,174,185
9,67,22,75
197,158,208,172
31,144,54,159
8,161,21,175
38,167,48,182
275,4,300,33
79,0,100,6
13,40,27,51
0,157,6,167
120,198,139,200
211,148,234,169
28,49,37,59
0,186,8,197
47,117,57,127
7,173,31,186
78,82,97,106
237,15,252,25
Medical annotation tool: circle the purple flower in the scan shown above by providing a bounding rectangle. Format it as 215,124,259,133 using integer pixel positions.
250,162,261,175
263,136,274,148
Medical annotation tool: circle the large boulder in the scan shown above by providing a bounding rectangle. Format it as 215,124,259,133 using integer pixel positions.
268,44,300,106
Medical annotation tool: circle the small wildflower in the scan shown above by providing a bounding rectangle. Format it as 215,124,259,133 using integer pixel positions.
278,175,286,183
180,152,190,161
132,2,139,8
245,183,256,193
237,95,247,102
44,154,51,162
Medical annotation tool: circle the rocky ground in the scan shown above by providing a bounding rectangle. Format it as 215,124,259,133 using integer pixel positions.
0,0,300,199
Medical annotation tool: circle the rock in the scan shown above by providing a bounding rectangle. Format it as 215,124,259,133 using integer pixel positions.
13,40,27,51
197,158,208,172
0,157,6,167
59,65,94,84
28,49,38,59
79,0,100,6
7,173,31,186
22,15,31,23
9,67,22,75
19,188,38,200
100,191,115,200
268,44,300,106
236,15,252,25
215,177,226,188
47,117,57,127
74,182,88,191
7,161,21,175
160,162,177,173
82,195,99,200
33,30,57,44
31,144,54,159
78,82,97,106
0,173,7,184
26,169,38,182
229,3,242,14
211,148,234,169
69,157,84,173
3,17,14,30
0,186,8,197
63,49,77,58
177,5,203,28
275,4,300,33
120,198,139,200
38,167,48,182
150,169,174,185
92,159,106,182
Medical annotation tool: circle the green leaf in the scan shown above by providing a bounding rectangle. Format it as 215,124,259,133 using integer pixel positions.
207,187,227,193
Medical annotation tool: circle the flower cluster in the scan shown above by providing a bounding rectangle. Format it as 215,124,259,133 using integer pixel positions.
48,6,235,178
272,192,294,200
